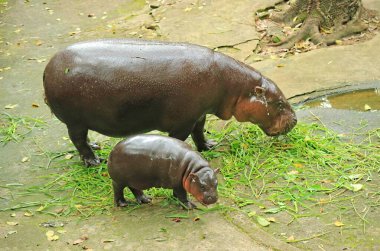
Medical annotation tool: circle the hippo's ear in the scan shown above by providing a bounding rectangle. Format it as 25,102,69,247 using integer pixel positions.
255,86,266,98
189,173,199,183
214,168,220,174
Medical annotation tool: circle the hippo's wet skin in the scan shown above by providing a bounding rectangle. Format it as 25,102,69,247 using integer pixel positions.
43,39,297,166
108,135,218,209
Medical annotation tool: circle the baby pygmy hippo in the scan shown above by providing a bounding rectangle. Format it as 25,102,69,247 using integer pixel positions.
107,135,219,209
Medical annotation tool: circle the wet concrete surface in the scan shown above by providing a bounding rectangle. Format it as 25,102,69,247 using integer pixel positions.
1,0,380,250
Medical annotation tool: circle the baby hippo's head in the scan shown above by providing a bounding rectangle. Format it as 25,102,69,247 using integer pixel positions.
187,167,219,205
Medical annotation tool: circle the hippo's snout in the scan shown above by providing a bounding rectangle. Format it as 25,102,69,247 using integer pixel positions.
201,194,218,205
264,114,297,136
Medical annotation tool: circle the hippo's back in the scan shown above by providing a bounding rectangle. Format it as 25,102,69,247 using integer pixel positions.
43,39,220,136
108,135,197,189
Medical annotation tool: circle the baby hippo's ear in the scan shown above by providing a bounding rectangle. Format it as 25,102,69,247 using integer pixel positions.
214,168,220,174
255,86,266,98
189,173,199,183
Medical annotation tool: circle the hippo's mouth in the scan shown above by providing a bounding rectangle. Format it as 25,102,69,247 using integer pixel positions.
260,116,297,136
199,196,218,206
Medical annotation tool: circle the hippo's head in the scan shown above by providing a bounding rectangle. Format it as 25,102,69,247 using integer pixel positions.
234,76,297,136
185,168,218,205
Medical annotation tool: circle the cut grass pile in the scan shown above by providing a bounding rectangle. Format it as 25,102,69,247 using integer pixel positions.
0,112,46,145
2,120,379,220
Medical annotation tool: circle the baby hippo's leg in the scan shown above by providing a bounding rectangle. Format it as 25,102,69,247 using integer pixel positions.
173,187,197,209
112,181,128,207
129,187,152,204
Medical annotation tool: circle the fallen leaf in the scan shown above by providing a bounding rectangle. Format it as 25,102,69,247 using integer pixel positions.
5,230,17,237
276,64,285,68
21,157,29,163
73,239,84,245
293,163,304,168
364,104,371,111
193,217,200,221
267,217,276,222
102,239,115,243
48,235,59,241
10,213,16,217
6,221,19,226
4,104,18,109
46,230,55,237
256,216,270,227
334,220,344,227
36,205,45,212
32,103,40,108
24,211,33,217
349,183,363,192
172,218,181,223
263,207,282,214
272,36,281,43
247,211,256,217
54,207,66,214
287,235,295,241
184,7,192,12
0,67,11,72
57,230,66,234
287,170,298,175
335,40,343,45
35,40,43,46
64,154,74,160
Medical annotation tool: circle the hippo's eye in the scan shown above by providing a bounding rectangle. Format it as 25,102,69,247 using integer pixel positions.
278,101,284,110
200,184,205,191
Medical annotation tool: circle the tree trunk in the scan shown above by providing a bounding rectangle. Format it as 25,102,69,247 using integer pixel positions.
270,0,375,49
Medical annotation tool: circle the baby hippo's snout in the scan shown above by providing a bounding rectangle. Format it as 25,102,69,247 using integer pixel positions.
202,193,218,205
190,168,219,206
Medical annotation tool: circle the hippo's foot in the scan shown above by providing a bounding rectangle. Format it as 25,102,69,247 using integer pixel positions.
89,142,101,150
83,156,101,167
197,140,217,152
181,201,197,210
136,194,152,204
115,198,129,207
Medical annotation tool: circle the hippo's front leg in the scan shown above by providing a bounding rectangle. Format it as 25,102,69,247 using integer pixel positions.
191,115,217,151
67,125,100,167
173,187,197,209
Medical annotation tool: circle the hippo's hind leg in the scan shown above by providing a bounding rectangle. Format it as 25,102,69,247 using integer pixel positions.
112,181,128,207
67,125,100,167
87,137,101,150
129,187,152,204
173,187,196,210
191,115,217,151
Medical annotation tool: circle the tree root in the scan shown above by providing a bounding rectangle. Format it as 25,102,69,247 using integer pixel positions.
271,17,368,49
266,0,371,50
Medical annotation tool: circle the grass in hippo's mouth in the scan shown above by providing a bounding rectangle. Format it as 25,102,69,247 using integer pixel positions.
3,121,379,220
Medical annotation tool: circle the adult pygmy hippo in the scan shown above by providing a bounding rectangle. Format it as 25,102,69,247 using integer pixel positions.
108,134,218,209
43,39,297,166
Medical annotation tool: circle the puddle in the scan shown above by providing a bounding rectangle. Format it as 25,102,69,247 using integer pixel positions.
306,88,380,111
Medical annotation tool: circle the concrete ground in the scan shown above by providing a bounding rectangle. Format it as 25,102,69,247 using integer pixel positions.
0,0,379,250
